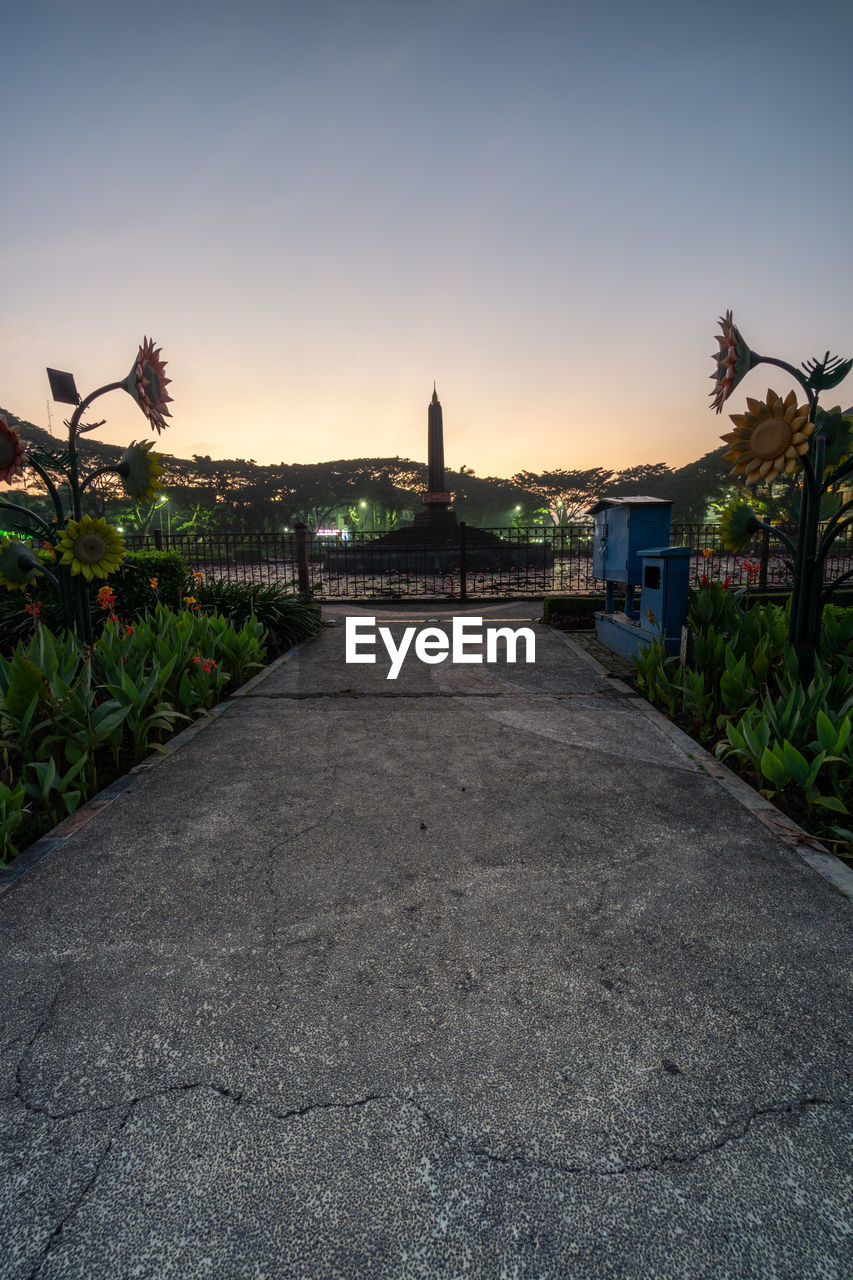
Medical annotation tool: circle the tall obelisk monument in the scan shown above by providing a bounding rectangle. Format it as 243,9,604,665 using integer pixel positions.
412,384,458,531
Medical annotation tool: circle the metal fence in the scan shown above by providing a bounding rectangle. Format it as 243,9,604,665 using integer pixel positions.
124,521,853,601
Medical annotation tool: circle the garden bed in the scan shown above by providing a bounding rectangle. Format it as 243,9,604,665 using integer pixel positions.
0,579,322,870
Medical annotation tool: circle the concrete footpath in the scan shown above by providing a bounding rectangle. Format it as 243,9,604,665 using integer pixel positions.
1,602,851,1279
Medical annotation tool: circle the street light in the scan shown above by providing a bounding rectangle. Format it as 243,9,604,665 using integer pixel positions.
158,494,170,541
360,499,375,533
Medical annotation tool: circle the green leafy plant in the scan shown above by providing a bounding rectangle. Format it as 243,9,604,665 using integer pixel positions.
99,659,187,759
0,586,322,867
634,639,680,717
22,754,87,828
188,577,321,656
0,752,29,864
637,582,852,853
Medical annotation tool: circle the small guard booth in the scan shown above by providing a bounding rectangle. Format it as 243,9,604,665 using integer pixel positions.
588,495,691,659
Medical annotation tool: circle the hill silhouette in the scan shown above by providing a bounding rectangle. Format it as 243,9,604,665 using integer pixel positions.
0,406,732,527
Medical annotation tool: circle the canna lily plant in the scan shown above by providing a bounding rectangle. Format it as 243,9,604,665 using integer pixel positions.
0,338,170,642
710,311,853,681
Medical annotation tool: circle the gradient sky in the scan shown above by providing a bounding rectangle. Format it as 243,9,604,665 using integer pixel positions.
3,0,852,480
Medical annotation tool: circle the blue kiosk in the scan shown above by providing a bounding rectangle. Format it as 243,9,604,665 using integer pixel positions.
589,496,692,660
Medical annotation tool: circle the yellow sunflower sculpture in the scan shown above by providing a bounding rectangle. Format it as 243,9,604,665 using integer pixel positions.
718,499,758,553
116,440,165,504
721,389,813,486
56,515,126,581
0,539,44,592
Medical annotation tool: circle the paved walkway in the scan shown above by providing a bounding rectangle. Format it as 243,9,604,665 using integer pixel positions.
1,603,851,1279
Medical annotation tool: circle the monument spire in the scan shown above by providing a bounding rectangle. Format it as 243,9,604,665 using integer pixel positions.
427,384,445,494
411,383,457,532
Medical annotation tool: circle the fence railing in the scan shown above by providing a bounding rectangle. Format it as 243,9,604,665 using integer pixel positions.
124,521,853,601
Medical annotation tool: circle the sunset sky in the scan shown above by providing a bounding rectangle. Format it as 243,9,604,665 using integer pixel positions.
3,0,852,480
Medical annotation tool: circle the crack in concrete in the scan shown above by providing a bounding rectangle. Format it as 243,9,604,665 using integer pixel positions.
13,1081,848,1276
11,1070,845,1280
406,1095,848,1178
19,1082,385,1278
13,984,67,1118
25,1099,135,1280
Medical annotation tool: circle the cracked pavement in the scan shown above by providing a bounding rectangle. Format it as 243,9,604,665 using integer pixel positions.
0,602,851,1279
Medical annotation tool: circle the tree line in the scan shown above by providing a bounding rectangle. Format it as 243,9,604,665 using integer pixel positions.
0,408,734,537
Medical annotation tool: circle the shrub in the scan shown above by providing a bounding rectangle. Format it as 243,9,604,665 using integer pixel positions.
542,595,624,627
187,578,322,656
111,550,189,614
0,550,191,656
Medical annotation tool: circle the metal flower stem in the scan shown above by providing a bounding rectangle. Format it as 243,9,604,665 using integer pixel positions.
62,381,123,644
731,347,853,683
791,437,823,682
66,382,124,521
4,381,124,641
0,498,53,537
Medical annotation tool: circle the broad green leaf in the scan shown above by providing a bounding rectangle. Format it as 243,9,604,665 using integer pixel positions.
760,746,790,788
806,793,848,814
815,708,837,753
781,740,811,788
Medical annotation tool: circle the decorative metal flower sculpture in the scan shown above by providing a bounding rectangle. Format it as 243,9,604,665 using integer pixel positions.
710,312,852,680
0,418,24,484
813,406,853,475
56,515,126,581
710,311,756,413
722,390,813,484
116,440,165,503
718,497,760,554
123,337,172,435
0,338,172,641
0,539,45,592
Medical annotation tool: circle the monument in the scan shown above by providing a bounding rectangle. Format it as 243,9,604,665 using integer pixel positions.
410,385,458,533
324,385,552,581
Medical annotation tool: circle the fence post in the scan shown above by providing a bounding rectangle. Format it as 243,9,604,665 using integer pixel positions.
294,523,311,596
758,526,770,590
459,521,467,602
153,529,163,551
